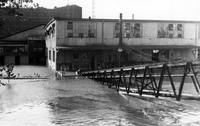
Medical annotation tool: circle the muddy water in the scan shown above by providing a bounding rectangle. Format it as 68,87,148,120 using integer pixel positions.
0,66,157,126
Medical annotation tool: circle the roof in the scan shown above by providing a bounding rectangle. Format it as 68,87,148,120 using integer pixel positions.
0,24,46,40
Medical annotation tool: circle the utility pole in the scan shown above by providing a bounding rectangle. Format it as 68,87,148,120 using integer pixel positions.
118,13,123,67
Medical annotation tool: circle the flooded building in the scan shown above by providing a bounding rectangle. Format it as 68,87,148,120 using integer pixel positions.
0,25,46,65
45,17,200,71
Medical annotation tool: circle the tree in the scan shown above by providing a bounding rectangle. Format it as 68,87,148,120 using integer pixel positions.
0,0,38,33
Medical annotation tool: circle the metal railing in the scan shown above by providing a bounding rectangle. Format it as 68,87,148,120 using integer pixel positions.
81,61,200,101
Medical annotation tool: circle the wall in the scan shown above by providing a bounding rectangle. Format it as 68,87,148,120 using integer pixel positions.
4,56,15,64
51,20,200,48
20,55,28,64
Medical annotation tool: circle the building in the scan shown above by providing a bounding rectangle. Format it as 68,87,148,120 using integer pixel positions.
0,5,82,38
0,24,46,65
45,17,200,71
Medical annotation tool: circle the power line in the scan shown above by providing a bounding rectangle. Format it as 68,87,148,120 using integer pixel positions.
124,44,168,61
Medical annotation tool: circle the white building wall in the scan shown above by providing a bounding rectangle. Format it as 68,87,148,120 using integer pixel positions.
184,23,196,39
142,23,157,38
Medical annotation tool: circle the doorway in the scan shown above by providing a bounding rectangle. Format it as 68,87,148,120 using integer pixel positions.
0,56,4,65
15,56,20,65
152,50,159,62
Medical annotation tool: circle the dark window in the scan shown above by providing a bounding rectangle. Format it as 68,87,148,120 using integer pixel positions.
79,33,84,38
198,48,200,59
133,33,141,38
134,23,141,30
0,47,4,52
83,52,90,59
4,47,18,53
67,22,73,29
168,24,173,30
49,50,51,60
116,33,120,38
169,34,173,38
109,54,112,61
18,47,25,52
73,52,79,59
32,48,37,52
68,33,73,37
126,33,130,38
136,34,141,38
53,51,55,62
88,33,95,37
125,23,131,30
152,50,159,62
177,24,183,31
38,48,43,52
115,23,120,30
178,34,182,38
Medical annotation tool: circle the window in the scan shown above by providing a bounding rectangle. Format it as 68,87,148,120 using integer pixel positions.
32,48,37,52
4,47,18,53
169,34,173,38
126,33,130,38
116,33,120,38
177,24,183,31
178,34,182,38
38,48,43,52
79,33,84,38
88,33,95,37
19,47,25,52
73,52,79,59
134,23,140,30
135,33,141,38
52,23,56,38
83,52,90,59
67,22,73,29
168,24,173,30
49,50,51,60
133,33,141,38
125,23,130,30
68,33,73,37
115,23,120,30
53,51,55,62
0,47,4,52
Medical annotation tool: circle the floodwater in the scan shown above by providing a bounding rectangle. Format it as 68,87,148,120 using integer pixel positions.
0,66,200,126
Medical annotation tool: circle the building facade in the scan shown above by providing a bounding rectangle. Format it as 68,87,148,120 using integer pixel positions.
0,25,46,65
45,17,200,71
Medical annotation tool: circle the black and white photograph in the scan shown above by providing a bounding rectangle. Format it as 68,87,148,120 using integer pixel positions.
0,0,200,125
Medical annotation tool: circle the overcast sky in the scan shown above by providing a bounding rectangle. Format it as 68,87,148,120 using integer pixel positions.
33,0,200,21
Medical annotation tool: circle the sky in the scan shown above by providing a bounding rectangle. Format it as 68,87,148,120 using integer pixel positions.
33,0,200,21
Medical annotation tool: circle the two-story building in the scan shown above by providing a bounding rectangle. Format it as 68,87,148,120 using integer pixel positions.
45,17,200,71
